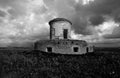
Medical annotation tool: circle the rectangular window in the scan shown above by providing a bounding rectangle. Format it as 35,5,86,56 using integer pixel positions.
73,47,79,52
46,47,52,52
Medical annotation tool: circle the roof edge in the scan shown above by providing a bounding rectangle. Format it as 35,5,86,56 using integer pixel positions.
49,18,72,25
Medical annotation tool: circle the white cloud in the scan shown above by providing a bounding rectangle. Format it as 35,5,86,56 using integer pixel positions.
0,0,58,46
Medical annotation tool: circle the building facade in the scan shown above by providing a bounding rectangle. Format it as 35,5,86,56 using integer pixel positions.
34,18,93,54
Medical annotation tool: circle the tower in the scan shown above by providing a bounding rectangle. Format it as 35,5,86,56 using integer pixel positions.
49,18,72,40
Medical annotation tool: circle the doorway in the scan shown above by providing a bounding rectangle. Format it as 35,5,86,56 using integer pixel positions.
63,29,68,39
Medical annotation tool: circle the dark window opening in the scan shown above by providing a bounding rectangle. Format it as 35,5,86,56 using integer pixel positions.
71,41,74,44
73,47,79,52
47,47,52,52
63,29,68,39
58,42,60,44
86,47,89,53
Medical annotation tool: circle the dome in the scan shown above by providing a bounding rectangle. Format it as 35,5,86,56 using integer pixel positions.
49,18,72,26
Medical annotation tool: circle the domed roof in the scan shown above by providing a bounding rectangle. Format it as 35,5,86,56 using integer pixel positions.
49,18,72,25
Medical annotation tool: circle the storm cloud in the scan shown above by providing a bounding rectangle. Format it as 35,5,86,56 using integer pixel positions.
44,0,120,36
89,15,105,26
0,0,120,46
71,0,120,34
0,10,7,17
65,0,120,43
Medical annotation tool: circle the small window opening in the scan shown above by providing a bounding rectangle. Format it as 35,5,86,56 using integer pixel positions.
71,41,74,44
86,47,89,53
73,47,79,52
47,47,52,52
58,42,60,44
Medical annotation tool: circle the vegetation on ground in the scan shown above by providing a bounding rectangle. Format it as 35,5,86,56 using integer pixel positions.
0,50,120,78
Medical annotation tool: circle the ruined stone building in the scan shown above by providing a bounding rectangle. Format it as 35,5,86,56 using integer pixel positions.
34,18,93,54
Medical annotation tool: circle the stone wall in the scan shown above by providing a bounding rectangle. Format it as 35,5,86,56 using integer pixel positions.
34,40,88,54
50,21,72,39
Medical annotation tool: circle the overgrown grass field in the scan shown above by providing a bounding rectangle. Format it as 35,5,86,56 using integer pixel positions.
0,50,120,78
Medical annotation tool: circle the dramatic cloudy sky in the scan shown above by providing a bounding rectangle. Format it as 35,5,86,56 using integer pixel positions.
0,0,120,47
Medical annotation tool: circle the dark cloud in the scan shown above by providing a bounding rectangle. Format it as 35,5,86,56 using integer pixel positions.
0,0,120,46
114,16,120,23
44,0,120,36
70,15,92,35
84,0,120,15
89,15,104,26
0,10,6,17
67,0,120,36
